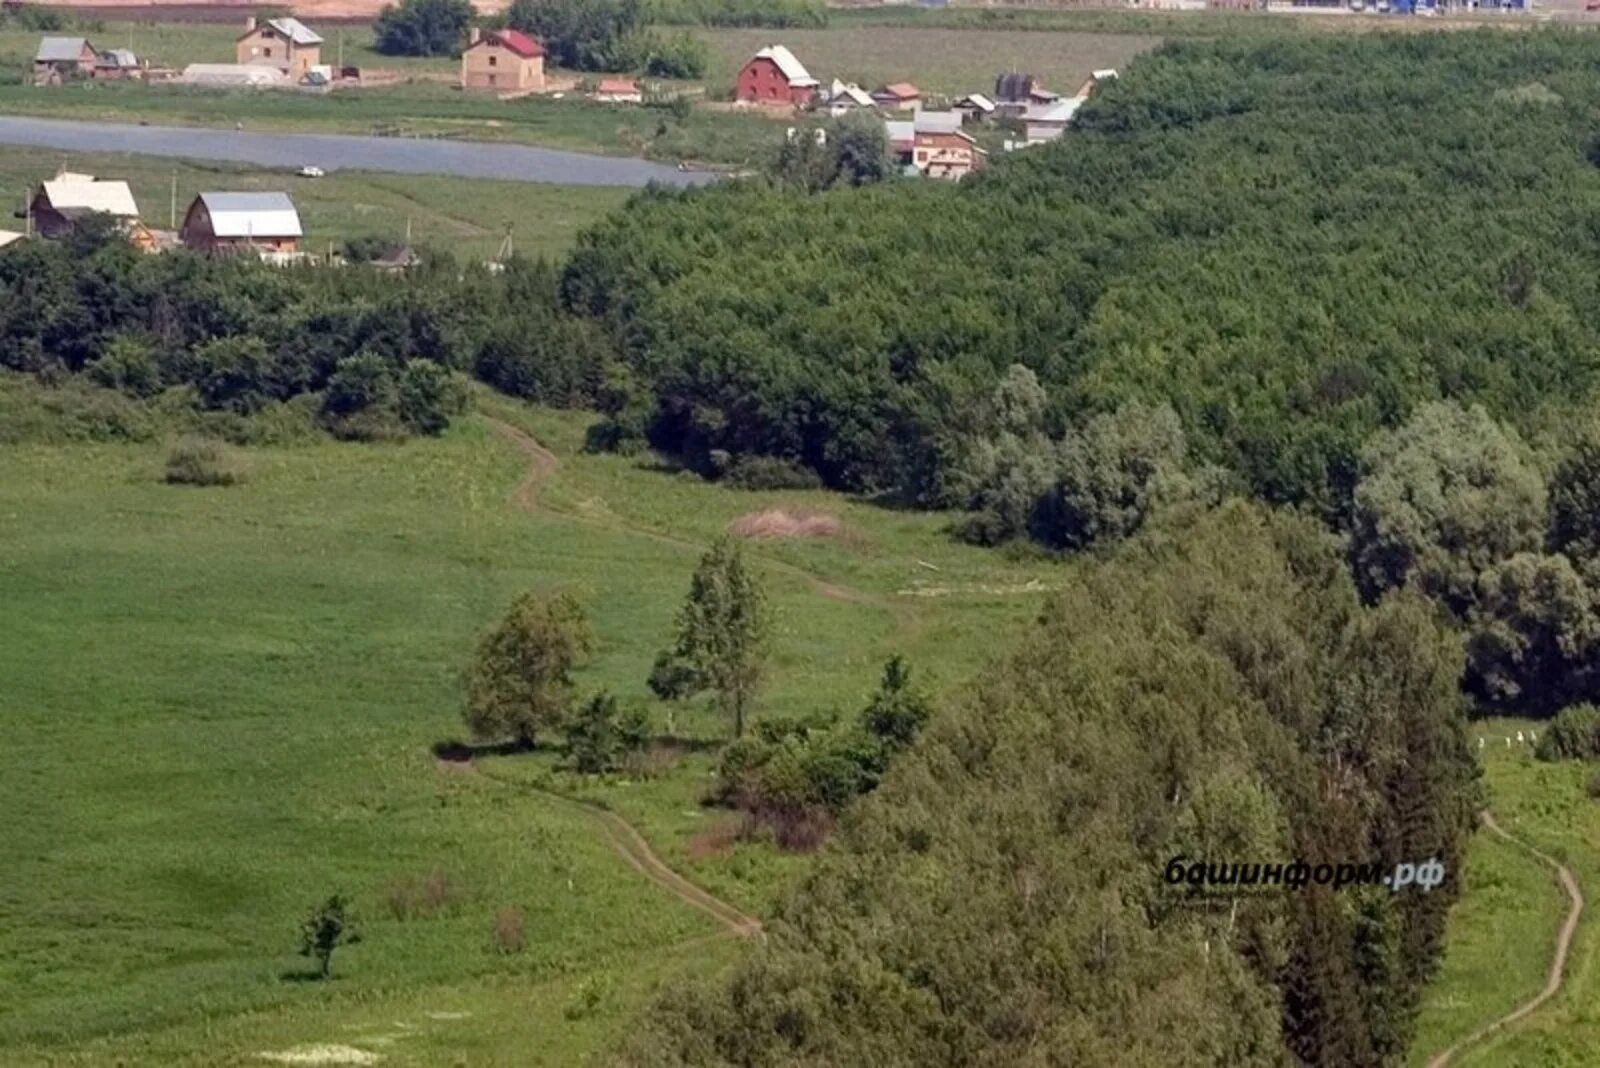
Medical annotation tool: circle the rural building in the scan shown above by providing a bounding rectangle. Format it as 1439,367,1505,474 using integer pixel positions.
0,230,26,251
994,72,1057,117
93,48,141,79
872,82,922,112
33,37,97,84
912,129,986,180
1074,68,1119,99
953,92,995,121
180,192,303,254
1023,98,1084,144
593,77,642,103
735,45,818,107
826,79,874,116
461,28,545,92
236,16,323,79
29,173,139,238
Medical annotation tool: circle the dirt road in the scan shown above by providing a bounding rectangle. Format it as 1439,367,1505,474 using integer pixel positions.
1423,809,1584,1068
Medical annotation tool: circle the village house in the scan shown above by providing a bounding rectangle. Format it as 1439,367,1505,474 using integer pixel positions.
461,28,545,93
180,192,303,255
33,37,97,84
953,92,996,122
993,72,1057,117
735,45,819,107
593,77,642,103
1023,97,1084,144
1075,68,1119,99
871,82,922,112
886,111,984,180
236,16,323,79
29,172,139,238
93,48,141,80
825,79,874,117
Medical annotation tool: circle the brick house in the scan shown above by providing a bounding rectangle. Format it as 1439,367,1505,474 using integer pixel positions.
236,17,323,79
913,129,987,180
735,45,818,107
461,28,545,92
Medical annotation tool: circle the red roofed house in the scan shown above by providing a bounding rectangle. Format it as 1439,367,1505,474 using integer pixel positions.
735,45,818,107
461,27,545,92
871,82,921,112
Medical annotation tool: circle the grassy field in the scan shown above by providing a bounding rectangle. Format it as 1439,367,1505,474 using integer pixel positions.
0,150,629,260
1411,719,1598,1066
699,25,1162,97
0,379,1061,1065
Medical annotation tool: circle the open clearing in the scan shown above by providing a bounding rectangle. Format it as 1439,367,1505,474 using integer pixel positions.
1412,722,1600,1067
0,384,1059,1064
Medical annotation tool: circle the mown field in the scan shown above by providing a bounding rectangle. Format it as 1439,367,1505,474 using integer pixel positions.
1411,720,1597,1066
0,380,1060,1065
0,150,628,260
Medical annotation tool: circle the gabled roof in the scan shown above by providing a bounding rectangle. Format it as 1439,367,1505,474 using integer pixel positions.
956,92,995,112
244,17,323,45
829,79,874,108
875,82,920,100
1024,98,1084,125
0,230,27,250
36,36,92,62
750,45,817,88
39,176,139,218
194,192,303,238
97,48,138,68
469,29,544,59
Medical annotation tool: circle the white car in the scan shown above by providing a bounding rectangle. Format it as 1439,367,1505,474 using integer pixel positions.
297,166,326,178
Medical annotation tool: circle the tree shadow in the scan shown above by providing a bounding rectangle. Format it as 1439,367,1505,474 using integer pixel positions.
431,738,536,763
277,967,329,983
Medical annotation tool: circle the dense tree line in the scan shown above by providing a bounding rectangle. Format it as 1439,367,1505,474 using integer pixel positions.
563,31,1600,527
0,232,607,440
622,503,1479,1066
373,0,474,57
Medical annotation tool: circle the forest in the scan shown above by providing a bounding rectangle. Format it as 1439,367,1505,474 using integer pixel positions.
6,27,1600,1065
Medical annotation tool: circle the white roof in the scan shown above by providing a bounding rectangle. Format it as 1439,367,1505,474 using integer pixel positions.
1025,98,1084,125
957,93,995,112
753,45,817,88
182,63,288,85
197,192,303,238
884,119,914,145
829,79,874,107
1091,68,1119,81
913,110,962,134
36,36,90,62
264,17,322,45
98,48,138,67
41,176,139,218
0,230,25,249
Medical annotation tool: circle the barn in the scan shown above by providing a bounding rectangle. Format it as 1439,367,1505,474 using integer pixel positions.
735,45,818,107
180,192,303,255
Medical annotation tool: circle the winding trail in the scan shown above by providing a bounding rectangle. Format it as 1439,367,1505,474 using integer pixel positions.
1424,809,1584,1068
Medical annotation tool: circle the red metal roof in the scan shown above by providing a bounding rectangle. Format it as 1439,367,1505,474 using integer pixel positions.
485,29,544,59
878,82,920,99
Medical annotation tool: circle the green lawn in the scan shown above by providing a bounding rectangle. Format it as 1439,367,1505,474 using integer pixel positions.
0,384,1061,1064
1411,719,1599,1067
0,150,629,260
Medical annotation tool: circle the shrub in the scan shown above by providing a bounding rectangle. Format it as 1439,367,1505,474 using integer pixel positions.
384,871,461,920
565,691,651,774
492,906,526,953
1585,771,1600,799
1536,704,1600,761
164,436,246,486
723,456,822,491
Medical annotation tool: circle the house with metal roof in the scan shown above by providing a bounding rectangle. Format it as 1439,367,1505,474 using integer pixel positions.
30,173,140,238
33,37,97,84
93,48,141,80
237,16,322,79
736,45,819,107
872,82,922,112
954,93,996,121
1023,97,1085,144
826,79,875,117
180,192,303,255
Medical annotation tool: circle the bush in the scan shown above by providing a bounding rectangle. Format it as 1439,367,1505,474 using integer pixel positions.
1536,705,1600,761
374,0,472,56
164,436,246,486
722,455,822,491
1585,771,1600,799
492,906,526,953
565,691,651,773
384,871,461,920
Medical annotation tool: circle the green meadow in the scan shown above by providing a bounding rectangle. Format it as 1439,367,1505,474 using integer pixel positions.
0,380,1059,1064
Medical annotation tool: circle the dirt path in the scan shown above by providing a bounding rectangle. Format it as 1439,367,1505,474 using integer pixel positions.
473,764,762,938
489,418,559,513
1424,809,1584,1068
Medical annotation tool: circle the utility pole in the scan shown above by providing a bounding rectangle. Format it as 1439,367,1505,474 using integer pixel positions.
405,215,412,244
169,171,177,229
338,30,344,70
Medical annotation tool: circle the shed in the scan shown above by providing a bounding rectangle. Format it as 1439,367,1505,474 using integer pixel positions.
30,174,139,238
34,36,97,83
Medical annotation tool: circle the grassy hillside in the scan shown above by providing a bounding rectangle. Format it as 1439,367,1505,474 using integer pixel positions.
0,381,1060,1064
0,151,628,260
